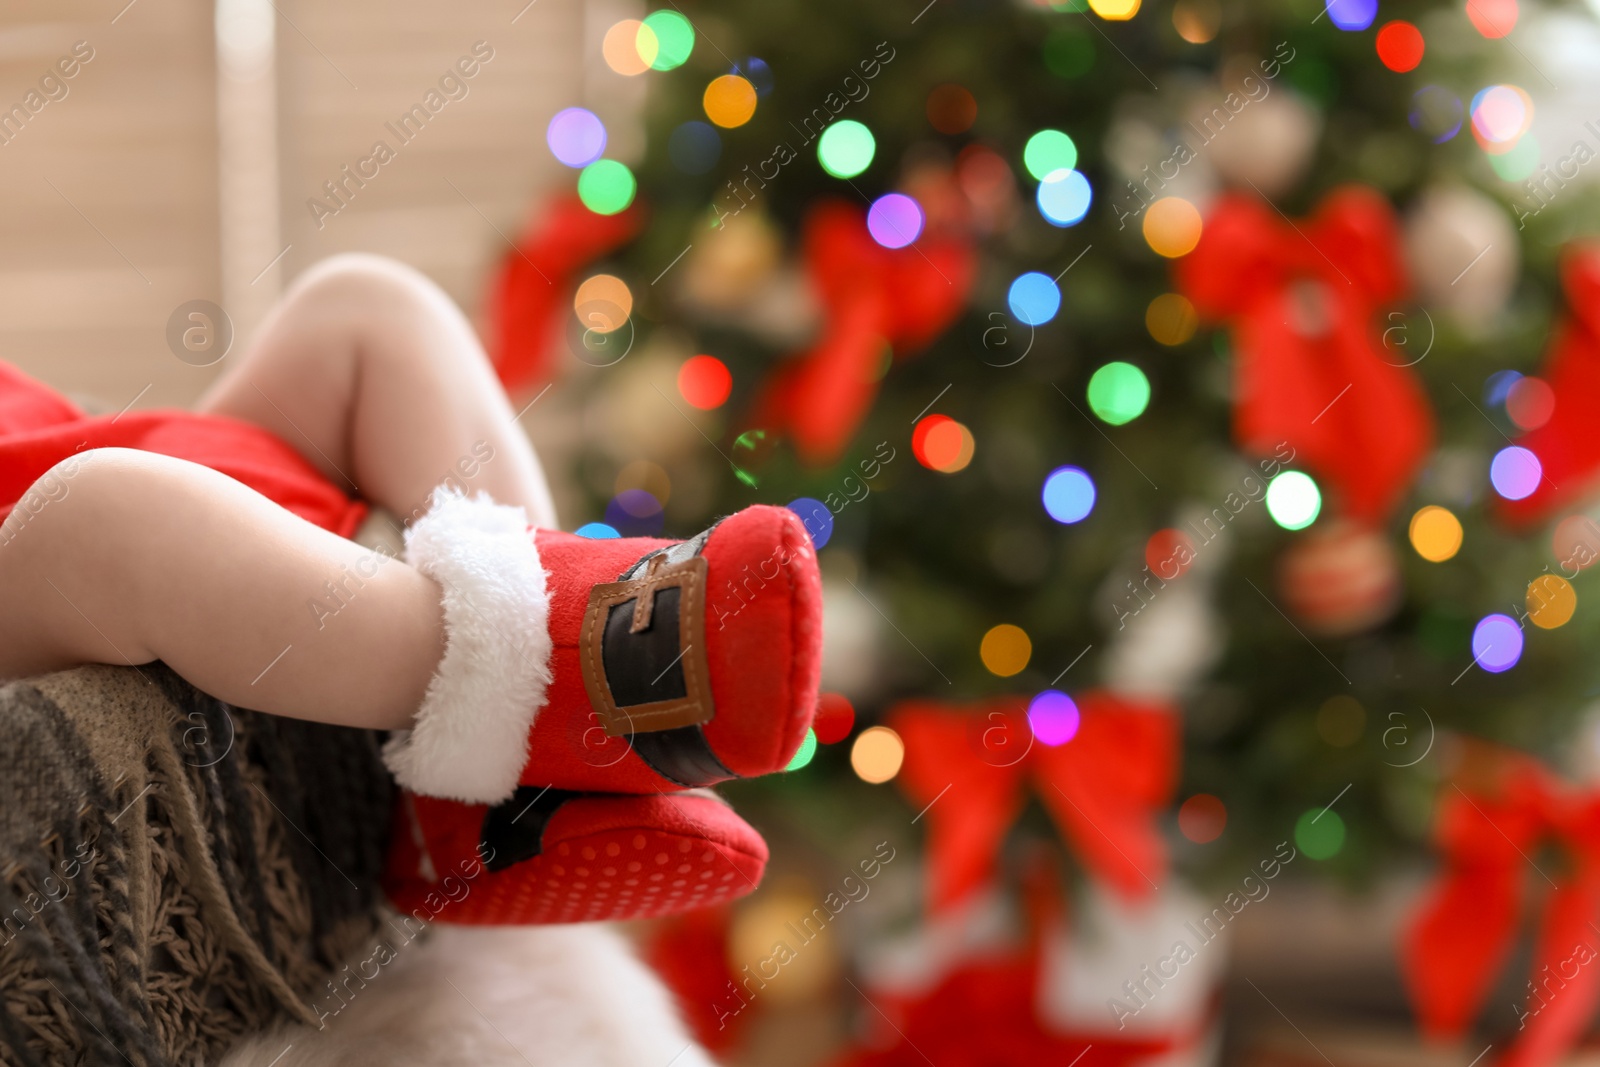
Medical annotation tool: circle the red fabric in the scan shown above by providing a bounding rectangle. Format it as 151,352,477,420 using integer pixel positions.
1499,243,1600,528
1174,186,1432,523
1404,744,1600,1067
888,693,1177,913
828,942,1201,1067
0,361,364,537
750,200,976,466
486,194,646,399
525,504,822,792
386,790,766,925
643,907,747,1053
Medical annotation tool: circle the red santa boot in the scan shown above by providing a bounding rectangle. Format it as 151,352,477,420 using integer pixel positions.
380,490,822,800
383,786,767,925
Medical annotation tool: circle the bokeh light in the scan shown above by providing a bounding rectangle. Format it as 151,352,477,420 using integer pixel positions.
1146,528,1196,579
1295,809,1346,859
867,193,925,249
615,460,670,506
546,107,607,168
606,489,664,536
1325,0,1377,31
1554,516,1600,572
1042,466,1096,524
678,354,732,409
1142,197,1202,258
1316,695,1365,746
1506,376,1555,430
1088,0,1140,20
1266,471,1322,530
1007,272,1062,326
1528,575,1577,629
703,74,757,128
1467,0,1517,38
1375,21,1425,72
785,729,818,771
787,497,834,549
1146,293,1199,345
1172,0,1221,43
1490,446,1541,501
851,726,905,784
577,159,636,215
1410,86,1463,143
1486,369,1523,407
814,693,855,745
1037,169,1092,226
980,624,1032,677
1178,794,1226,843
574,522,619,539
1087,362,1151,425
1489,134,1540,182
1408,505,1463,562
912,414,975,473
739,57,774,96
1023,129,1078,181
926,84,977,134
603,20,656,76
669,121,721,174
640,10,694,70
1471,85,1531,144
573,273,632,333
1472,613,1524,672
817,120,876,179
1028,690,1081,746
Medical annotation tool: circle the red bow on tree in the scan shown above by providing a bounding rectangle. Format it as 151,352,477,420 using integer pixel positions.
888,692,1176,913
1405,743,1600,1067
1174,185,1433,524
486,194,645,398
751,199,975,466
1499,243,1600,529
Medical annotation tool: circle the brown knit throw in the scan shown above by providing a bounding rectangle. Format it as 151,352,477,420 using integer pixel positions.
0,663,393,1067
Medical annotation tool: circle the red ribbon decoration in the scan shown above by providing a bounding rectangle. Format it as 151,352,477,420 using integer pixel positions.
888,692,1176,914
1405,743,1600,1067
1174,185,1433,524
1499,243,1600,529
485,193,645,399
750,199,975,466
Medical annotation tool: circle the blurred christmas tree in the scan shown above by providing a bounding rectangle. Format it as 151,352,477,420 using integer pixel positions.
505,0,1600,928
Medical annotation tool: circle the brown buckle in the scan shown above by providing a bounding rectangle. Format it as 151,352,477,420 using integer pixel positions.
580,554,715,737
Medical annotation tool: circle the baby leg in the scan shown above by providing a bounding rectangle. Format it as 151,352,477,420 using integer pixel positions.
198,253,557,530
0,448,444,731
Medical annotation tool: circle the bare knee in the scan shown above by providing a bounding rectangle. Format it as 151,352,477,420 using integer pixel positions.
287,253,448,318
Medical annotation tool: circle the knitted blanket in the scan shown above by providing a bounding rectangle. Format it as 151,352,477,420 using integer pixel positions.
0,663,393,1067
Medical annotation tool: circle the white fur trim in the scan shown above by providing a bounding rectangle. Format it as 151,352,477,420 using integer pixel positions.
382,490,551,805
219,925,718,1067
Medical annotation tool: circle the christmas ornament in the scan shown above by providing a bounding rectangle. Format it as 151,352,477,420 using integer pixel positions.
750,197,976,465
889,693,1176,912
1276,519,1403,637
1499,243,1600,528
1175,185,1434,524
487,194,645,398
678,209,784,315
1406,741,1600,1067
1196,84,1319,198
1403,184,1518,330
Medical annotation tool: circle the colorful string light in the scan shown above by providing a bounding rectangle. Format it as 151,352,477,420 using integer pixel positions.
1265,471,1321,530
677,354,732,409
867,193,924,249
1007,272,1061,326
817,120,876,178
786,497,834,549
1490,446,1541,501
1087,362,1150,425
1028,690,1081,746
1408,506,1463,562
1042,466,1096,524
1037,169,1092,226
980,624,1032,677
577,159,636,215
1472,613,1524,672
